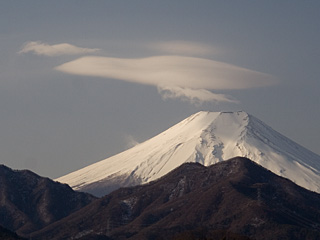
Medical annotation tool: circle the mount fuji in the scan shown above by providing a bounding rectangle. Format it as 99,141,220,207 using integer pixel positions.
56,111,320,196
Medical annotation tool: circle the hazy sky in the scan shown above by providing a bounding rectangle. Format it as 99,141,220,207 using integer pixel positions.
1,1,320,178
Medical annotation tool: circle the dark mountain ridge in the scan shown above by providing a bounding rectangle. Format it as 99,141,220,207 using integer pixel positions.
31,157,320,240
0,164,96,237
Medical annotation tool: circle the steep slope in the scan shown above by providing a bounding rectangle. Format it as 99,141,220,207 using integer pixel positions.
32,157,320,240
56,111,320,196
0,165,96,237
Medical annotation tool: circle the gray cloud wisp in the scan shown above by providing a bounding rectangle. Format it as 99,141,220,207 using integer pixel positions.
148,40,219,57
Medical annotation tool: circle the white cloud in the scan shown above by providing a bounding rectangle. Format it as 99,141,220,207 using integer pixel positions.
158,86,238,105
55,55,276,104
19,41,99,56
149,41,219,56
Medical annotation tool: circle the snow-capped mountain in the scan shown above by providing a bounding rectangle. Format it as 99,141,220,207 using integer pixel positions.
56,111,320,196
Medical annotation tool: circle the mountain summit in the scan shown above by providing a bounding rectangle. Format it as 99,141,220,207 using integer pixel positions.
56,111,320,196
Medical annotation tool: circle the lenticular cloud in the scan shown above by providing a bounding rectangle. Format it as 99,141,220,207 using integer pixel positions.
56,55,276,104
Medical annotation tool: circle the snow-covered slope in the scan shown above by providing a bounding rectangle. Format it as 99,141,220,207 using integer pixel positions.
56,111,320,196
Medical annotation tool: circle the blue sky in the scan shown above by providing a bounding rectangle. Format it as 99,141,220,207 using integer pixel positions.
1,1,320,178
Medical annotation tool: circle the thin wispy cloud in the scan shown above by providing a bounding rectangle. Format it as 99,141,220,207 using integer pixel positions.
125,135,140,149
19,41,100,57
149,41,219,56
